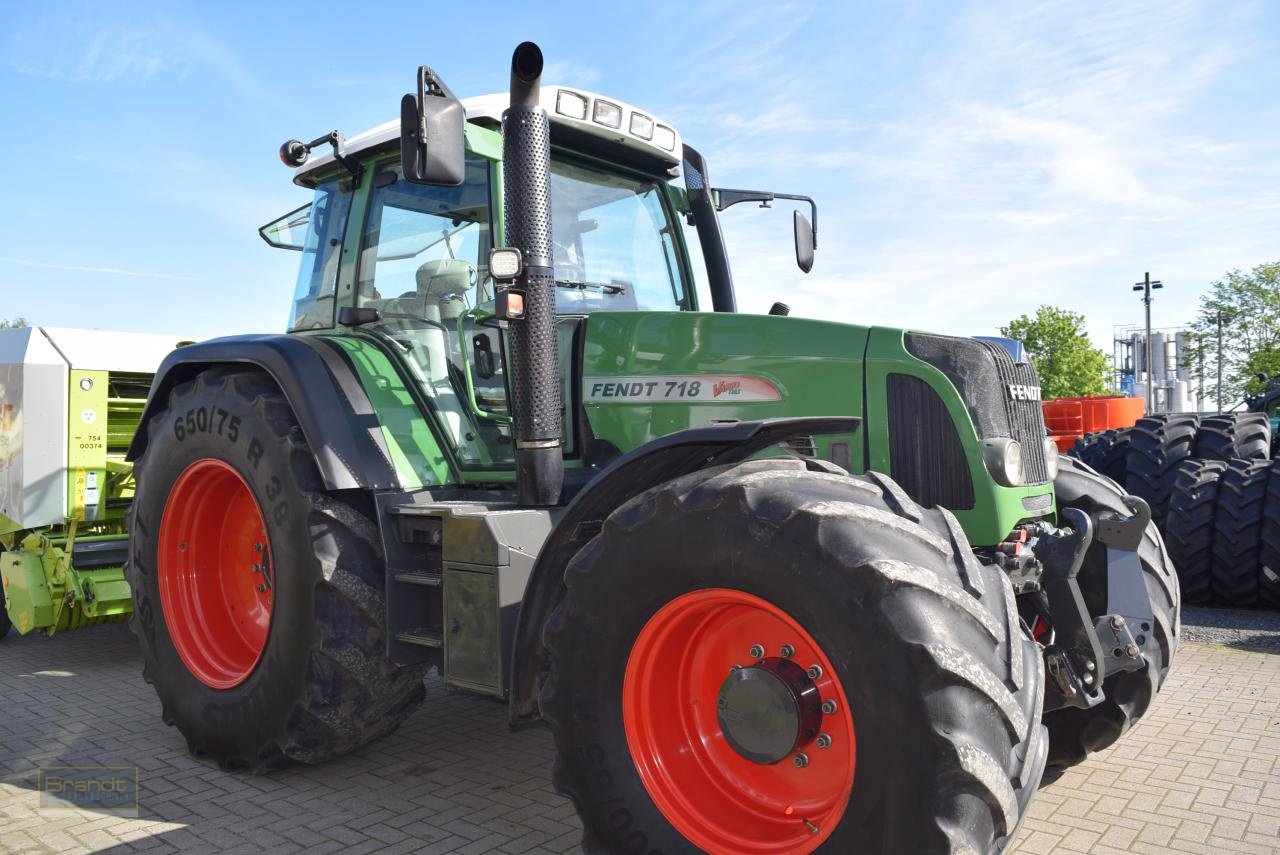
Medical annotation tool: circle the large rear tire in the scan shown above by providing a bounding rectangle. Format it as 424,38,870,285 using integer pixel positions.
125,369,426,770
1163,459,1226,605
543,459,1046,854
1126,414,1198,526
1098,427,1133,485
1045,456,1179,769
1212,459,1271,607
1195,412,1272,462
1069,430,1111,472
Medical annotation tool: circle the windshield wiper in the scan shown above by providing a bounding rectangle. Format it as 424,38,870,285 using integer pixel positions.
555,279,627,295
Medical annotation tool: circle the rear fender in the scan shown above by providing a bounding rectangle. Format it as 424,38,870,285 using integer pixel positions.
125,334,399,491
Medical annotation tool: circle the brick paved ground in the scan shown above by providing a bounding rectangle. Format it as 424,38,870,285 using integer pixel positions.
1,623,1277,854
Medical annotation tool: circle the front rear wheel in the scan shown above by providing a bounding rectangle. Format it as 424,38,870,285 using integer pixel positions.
126,369,426,770
542,459,1046,854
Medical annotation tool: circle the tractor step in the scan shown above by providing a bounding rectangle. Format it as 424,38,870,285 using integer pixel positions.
378,501,446,669
393,570,442,587
395,628,444,648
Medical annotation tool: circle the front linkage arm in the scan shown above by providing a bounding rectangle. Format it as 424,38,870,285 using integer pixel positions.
1038,507,1107,711
1037,500,1154,713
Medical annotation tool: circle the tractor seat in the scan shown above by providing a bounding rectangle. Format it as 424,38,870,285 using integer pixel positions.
416,258,473,323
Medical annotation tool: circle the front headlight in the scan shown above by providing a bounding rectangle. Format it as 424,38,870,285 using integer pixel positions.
981,438,1025,487
1043,438,1060,480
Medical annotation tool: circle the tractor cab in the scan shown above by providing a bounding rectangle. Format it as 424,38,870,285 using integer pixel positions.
260,84,809,475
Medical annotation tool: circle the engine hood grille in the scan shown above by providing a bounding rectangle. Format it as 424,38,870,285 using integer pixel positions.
905,332,1050,485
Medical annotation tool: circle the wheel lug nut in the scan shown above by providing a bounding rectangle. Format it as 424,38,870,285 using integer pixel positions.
807,664,823,680
749,644,765,659
1126,644,1140,657
779,643,795,658
1111,616,1124,629
793,753,809,768
815,733,832,749
821,699,838,715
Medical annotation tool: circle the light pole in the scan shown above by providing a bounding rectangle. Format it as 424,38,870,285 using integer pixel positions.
1133,272,1163,414
1216,309,1224,414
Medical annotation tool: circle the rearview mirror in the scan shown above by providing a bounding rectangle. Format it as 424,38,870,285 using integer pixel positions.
400,66,465,186
794,210,815,273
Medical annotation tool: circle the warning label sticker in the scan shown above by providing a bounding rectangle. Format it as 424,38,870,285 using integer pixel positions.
584,375,782,403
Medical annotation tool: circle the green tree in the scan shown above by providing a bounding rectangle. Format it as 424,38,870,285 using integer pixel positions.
1184,261,1280,407
1000,306,1110,399
0,318,28,329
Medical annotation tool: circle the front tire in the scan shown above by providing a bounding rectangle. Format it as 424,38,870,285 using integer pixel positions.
126,369,425,770
542,459,1046,854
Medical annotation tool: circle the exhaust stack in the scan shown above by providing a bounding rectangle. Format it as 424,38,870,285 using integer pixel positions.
503,42,563,506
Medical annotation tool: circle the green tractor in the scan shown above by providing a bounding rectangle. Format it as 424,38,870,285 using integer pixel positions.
114,43,1178,853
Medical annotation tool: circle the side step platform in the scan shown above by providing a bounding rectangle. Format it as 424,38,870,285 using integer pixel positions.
376,493,558,699
382,509,446,670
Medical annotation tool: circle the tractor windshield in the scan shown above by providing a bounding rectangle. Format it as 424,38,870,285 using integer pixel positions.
550,157,688,313
346,150,689,470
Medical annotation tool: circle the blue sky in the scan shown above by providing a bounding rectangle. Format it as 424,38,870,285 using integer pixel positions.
2,0,1277,359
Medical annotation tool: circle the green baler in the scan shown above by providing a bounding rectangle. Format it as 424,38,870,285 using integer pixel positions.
0,326,183,637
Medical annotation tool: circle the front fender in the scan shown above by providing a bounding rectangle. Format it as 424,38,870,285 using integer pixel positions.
125,334,399,491
507,415,859,721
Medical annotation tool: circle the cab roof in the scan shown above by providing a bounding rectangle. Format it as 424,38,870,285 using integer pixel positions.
294,86,683,186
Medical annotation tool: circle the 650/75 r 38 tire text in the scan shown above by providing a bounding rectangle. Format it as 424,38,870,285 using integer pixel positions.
542,459,1047,854
125,368,425,770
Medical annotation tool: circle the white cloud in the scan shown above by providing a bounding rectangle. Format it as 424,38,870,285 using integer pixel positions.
0,256,197,281
7,12,261,97
542,61,601,88
683,0,1279,354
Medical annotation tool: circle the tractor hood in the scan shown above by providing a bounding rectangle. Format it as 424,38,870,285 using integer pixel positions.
578,311,1054,546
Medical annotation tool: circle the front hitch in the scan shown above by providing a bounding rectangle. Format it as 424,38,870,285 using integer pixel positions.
1037,500,1156,712
1038,507,1107,711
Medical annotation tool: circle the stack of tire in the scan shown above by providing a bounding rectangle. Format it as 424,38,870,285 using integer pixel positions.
1070,411,1279,609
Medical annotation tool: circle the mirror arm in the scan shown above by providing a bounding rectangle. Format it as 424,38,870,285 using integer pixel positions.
319,131,364,188
714,189,817,248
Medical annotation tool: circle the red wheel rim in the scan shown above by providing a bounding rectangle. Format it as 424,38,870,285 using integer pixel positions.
157,458,274,689
623,588,856,854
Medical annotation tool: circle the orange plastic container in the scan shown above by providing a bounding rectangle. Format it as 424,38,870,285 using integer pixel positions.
1042,396,1145,452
